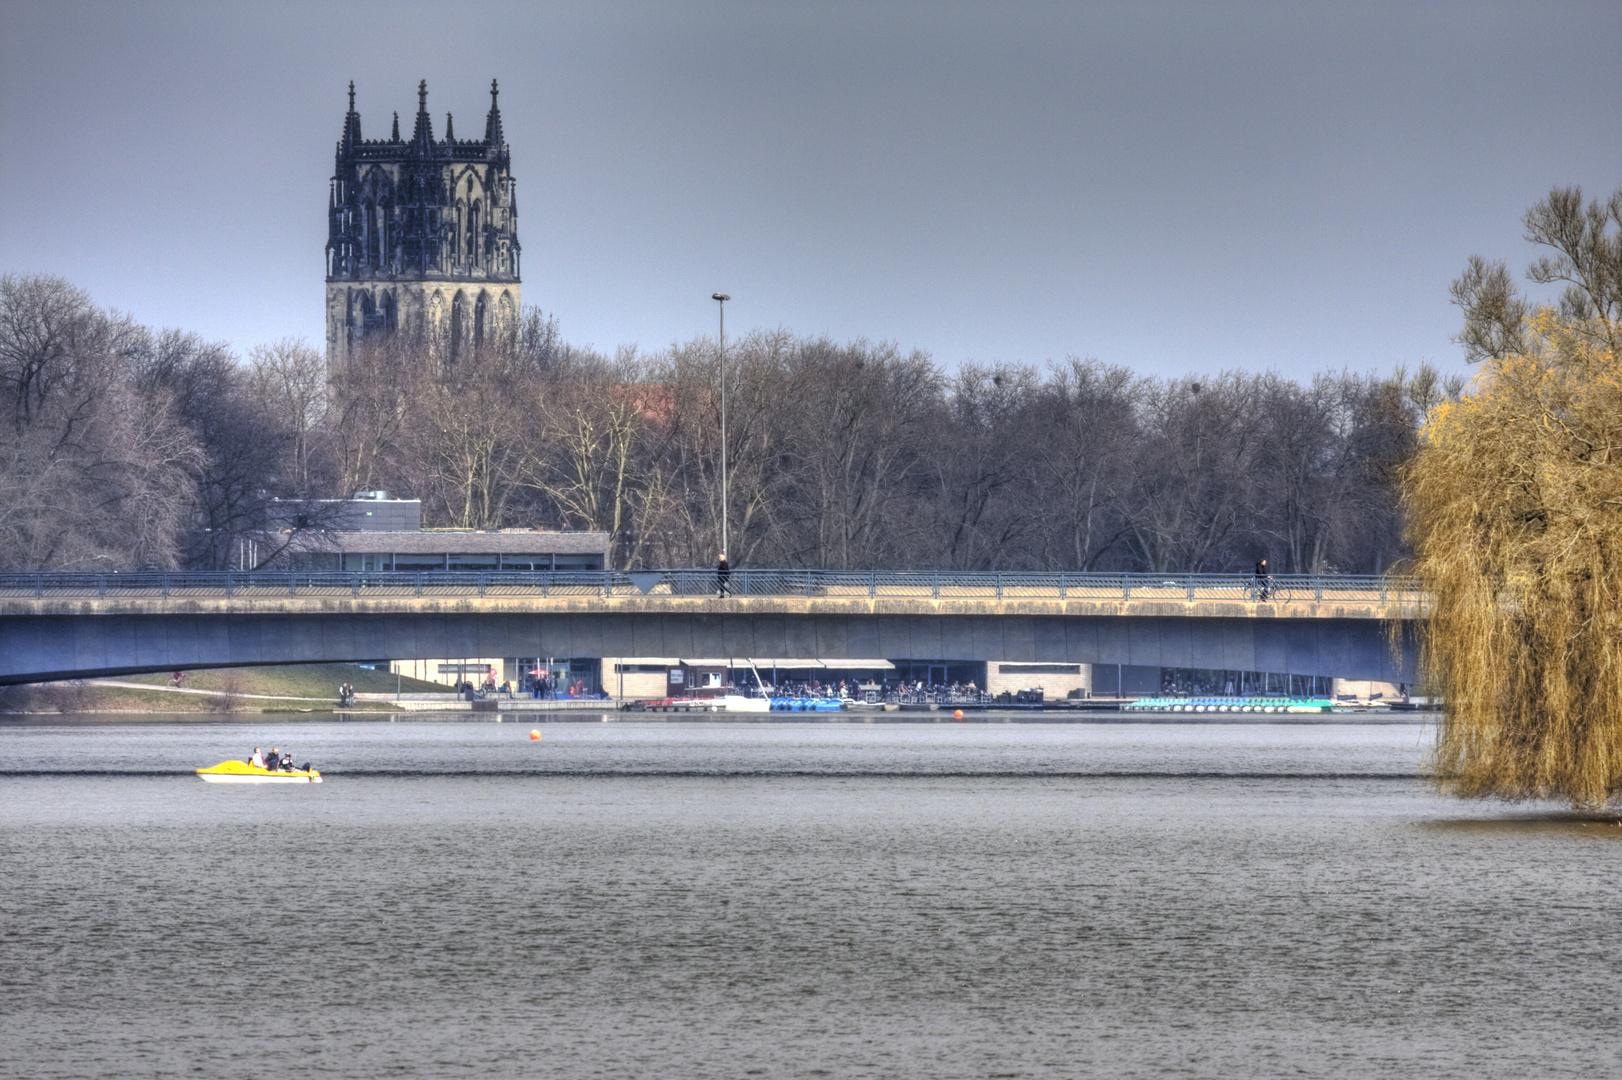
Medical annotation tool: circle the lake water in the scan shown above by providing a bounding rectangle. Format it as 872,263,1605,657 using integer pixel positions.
2,719,1618,1079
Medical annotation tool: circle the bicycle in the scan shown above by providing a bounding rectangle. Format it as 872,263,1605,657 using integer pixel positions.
1246,577,1292,603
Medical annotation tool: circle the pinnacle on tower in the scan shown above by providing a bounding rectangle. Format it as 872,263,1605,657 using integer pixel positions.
410,79,436,150
341,80,361,145
484,78,504,146
446,112,454,141
391,111,400,141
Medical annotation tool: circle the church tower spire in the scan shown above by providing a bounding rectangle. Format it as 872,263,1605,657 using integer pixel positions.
410,79,436,151
484,79,504,146
341,80,361,145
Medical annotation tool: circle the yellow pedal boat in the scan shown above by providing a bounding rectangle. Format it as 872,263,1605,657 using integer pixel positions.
196,760,322,784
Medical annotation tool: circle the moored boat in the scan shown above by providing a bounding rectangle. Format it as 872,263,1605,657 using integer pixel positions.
196,760,322,784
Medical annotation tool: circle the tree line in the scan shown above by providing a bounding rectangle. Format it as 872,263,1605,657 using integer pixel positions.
1,272,1457,574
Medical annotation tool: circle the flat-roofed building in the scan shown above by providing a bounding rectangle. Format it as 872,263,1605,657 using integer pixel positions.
289,528,610,572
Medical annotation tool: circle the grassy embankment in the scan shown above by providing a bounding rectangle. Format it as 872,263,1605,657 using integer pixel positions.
0,663,447,714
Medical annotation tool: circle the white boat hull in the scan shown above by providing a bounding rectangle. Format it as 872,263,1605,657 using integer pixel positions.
198,773,321,783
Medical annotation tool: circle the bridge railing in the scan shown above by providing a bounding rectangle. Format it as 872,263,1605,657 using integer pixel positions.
0,569,1422,603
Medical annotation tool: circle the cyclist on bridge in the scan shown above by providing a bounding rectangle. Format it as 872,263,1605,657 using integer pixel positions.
1253,557,1273,602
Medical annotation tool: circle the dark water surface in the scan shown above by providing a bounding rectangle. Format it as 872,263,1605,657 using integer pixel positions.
2,721,1618,1079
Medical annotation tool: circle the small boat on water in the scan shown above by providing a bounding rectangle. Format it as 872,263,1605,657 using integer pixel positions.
196,760,322,784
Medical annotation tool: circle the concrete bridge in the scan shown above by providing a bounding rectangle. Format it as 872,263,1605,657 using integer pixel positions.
0,570,1422,685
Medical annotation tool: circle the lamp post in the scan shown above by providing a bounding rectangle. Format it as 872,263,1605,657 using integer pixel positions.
712,293,730,561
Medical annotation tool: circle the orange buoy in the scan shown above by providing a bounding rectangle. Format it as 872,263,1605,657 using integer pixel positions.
529,729,542,740
953,709,964,720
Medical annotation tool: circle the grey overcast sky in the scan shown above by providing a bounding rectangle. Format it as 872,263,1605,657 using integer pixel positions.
1,1,1618,378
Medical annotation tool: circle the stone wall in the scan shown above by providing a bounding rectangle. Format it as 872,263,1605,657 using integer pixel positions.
987,662,1092,699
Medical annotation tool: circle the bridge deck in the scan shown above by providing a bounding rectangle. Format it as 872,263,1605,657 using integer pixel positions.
0,571,1422,684
0,570,1423,619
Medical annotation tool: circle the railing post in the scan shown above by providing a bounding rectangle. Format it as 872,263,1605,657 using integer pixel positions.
870,570,877,598
98,574,108,598
1059,572,1066,601
479,572,488,598
996,573,1003,600
1122,573,1131,601
415,572,424,598
1187,575,1196,602
1315,576,1323,602
162,574,171,598
933,572,940,599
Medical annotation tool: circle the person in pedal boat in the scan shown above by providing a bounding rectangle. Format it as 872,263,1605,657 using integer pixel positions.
264,748,282,770
249,747,264,768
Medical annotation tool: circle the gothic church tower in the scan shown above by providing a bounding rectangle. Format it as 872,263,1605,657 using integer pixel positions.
326,80,520,369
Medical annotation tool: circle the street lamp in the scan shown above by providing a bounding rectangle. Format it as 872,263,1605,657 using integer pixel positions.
712,292,730,561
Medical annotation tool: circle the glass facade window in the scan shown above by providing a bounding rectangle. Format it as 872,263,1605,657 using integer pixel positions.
299,550,605,572
392,554,447,571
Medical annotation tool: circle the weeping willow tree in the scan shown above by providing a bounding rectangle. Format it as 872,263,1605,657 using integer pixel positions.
1403,186,1622,807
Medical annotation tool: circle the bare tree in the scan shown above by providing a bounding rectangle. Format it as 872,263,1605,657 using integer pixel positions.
525,347,671,566
1121,374,1264,572
1453,185,1621,362
322,334,425,498
1022,358,1140,570
0,274,201,569
248,338,327,492
779,339,939,568
926,363,1042,569
398,350,533,530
